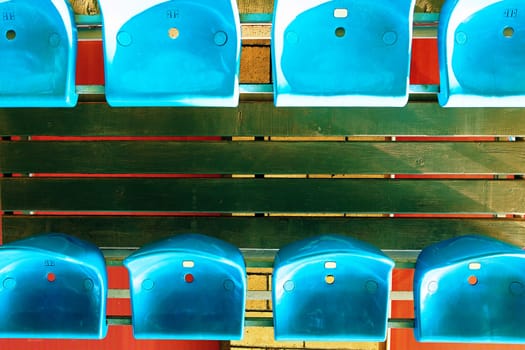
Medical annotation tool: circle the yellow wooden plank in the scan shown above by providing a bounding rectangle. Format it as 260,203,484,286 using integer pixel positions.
270,136,347,142
231,327,304,349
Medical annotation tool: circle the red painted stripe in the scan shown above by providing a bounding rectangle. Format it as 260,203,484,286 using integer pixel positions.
390,328,525,350
393,213,497,219
394,174,496,180
23,211,223,217
30,136,222,141
394,136,497,142
29,173,223,178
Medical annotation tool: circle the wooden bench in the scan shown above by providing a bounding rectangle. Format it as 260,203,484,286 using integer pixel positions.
1,0,524,349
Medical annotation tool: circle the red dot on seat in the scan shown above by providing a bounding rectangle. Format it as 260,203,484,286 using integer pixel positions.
47,272,56,282
184,273,194,283
468,275,478,285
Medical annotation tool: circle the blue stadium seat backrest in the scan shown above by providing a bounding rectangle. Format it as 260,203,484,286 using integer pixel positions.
98,0,241,107
0,0,78,107
0,233,107,339
124,233,246,340
272,0,416,107
273,234,394,341
438,0,525,107
414,235,525,343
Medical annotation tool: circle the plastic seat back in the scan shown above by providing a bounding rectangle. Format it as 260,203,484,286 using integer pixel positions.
0,233,107,339
414,235,525,343
0,0,78,107
272,0,415,106
438,0,525,107
98,0,241,107
272,234,394,341
124,234,246,339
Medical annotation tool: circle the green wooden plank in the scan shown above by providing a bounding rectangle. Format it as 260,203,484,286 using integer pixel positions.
3,216,525,250
2,103,525,137
2,141,525,174
1,178,524,213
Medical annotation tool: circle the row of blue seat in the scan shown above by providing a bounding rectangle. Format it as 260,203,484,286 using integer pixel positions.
0,232,524,343
1,0,524,108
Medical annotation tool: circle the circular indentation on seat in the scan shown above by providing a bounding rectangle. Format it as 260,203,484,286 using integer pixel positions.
142,279,154,290
383,31,397,45
366,280,379,293
455,31,467,45
286,31,299,44
117,31,132,46
84,278,94,291
49,33,61,47
3,278,16,289
428,280,438,293
214,31,228,46
283,280,295,292
224,279,234,291
510,281,524,296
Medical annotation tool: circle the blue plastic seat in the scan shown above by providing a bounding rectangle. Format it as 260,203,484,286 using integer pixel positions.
124,234,246,340
414,235,525,343
272,235,394,341
438,0,525,107
98,0,241,107
0,233,107,339
0,0,78,107
272,0,415,107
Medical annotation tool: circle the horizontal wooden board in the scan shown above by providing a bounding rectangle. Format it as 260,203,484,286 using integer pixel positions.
2,102,525,137
1,178,524,213
1,141,525,174
3,216,525,250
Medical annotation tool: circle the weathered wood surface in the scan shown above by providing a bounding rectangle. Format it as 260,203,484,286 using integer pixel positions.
1,141,525,174
2,102,525,136
3,216,525,250
2,178,523,213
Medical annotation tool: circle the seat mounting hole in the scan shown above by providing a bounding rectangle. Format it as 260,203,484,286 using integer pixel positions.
335,27,345,38
6,29,16,40
503,26,514,38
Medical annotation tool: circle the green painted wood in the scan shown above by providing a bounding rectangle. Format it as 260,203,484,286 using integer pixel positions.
1,178,524,213
3,216,525,250
1,103,525,137
1,141,525,174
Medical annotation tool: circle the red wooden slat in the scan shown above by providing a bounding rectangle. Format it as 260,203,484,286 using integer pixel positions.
76,40,105,86
30,136,222,141
409,38,439,85
75,38,440,86
390,329,525,350
392,268,414,292
0,327,219,350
